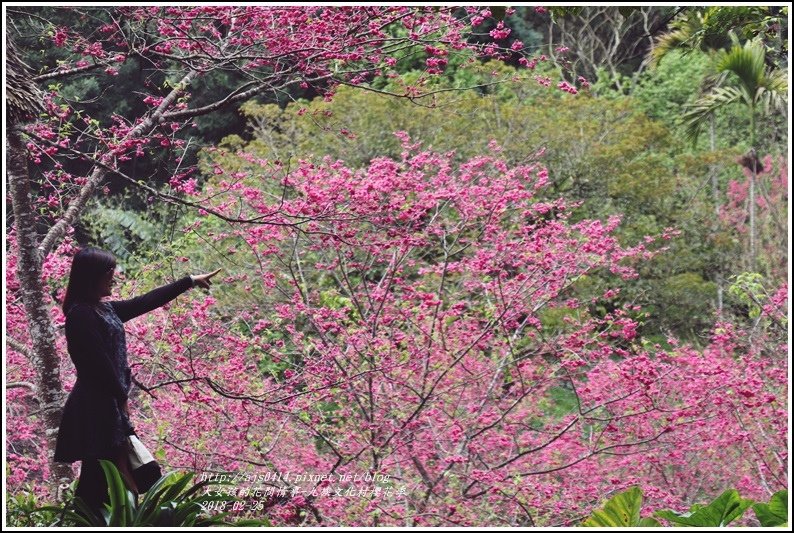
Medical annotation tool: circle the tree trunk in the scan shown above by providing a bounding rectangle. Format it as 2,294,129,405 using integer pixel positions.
749,109,756,273
709,113,723,316
749,147,756,273
7,129,75,500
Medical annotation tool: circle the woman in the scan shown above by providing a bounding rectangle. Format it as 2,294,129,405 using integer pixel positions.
54,246,220,521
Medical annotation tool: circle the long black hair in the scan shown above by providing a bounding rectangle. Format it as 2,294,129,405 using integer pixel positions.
62,247,116,315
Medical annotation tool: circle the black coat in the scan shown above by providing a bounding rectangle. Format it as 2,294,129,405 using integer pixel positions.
54,276,194,463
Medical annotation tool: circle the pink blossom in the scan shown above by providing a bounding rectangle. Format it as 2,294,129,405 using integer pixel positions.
557,81,578,94
53,28,68,47
489,21,511,40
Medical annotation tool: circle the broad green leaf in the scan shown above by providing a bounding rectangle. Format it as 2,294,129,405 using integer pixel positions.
582,486,644,527
98,459,132,526
159,471,195,503
639,517,662,527
655,488,753,526
135,471,179,521
752,490,788,527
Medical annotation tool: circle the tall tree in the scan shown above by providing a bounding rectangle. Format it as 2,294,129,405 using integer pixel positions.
651,6,788,312
682,36,788,273
6,31,75,492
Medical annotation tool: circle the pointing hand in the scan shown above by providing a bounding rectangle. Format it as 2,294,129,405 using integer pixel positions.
191,268,222,290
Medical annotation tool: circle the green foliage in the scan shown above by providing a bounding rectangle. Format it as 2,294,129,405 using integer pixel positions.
17,460,269,527
202,65,747,345
752,490,788,527
584,486,786,527
656,273,717,335
683,37,788,146
631,50,711,124
538,306,581,334
654,488,754,527
543,386,579,418
701,6,780,44
84,205,161,262
582,487,660,527
5,485,62,527
630,47,777,153
727,272,766,319
230,60,563,170
651,6,787,67
641,7,787,153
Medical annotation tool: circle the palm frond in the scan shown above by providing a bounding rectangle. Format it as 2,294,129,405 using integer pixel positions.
758,68,788,97
650,31,692,67
682,86,743,144
654,7,786,147
715,39,766,97
756,69,788,115
650,12,705,67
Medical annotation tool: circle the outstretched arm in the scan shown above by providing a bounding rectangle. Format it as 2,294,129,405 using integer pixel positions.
109,275,194,323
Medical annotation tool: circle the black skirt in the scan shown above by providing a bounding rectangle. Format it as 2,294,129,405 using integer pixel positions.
54,380,135,463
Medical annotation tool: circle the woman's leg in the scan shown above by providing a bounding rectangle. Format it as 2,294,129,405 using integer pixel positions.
73,459,108,523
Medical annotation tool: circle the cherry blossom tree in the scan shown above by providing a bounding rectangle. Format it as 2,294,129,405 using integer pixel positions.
5,6,786,525
10,131,786,524
121,135,781,526
5,5,569,502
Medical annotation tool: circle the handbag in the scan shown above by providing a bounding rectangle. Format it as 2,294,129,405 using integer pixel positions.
128,433,162,494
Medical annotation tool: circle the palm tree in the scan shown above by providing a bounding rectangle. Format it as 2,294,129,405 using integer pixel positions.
682,35,788,273
650,6,787,314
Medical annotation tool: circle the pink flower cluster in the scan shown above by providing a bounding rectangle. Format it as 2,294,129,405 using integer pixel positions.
489,21,511,40
558,81,578,94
